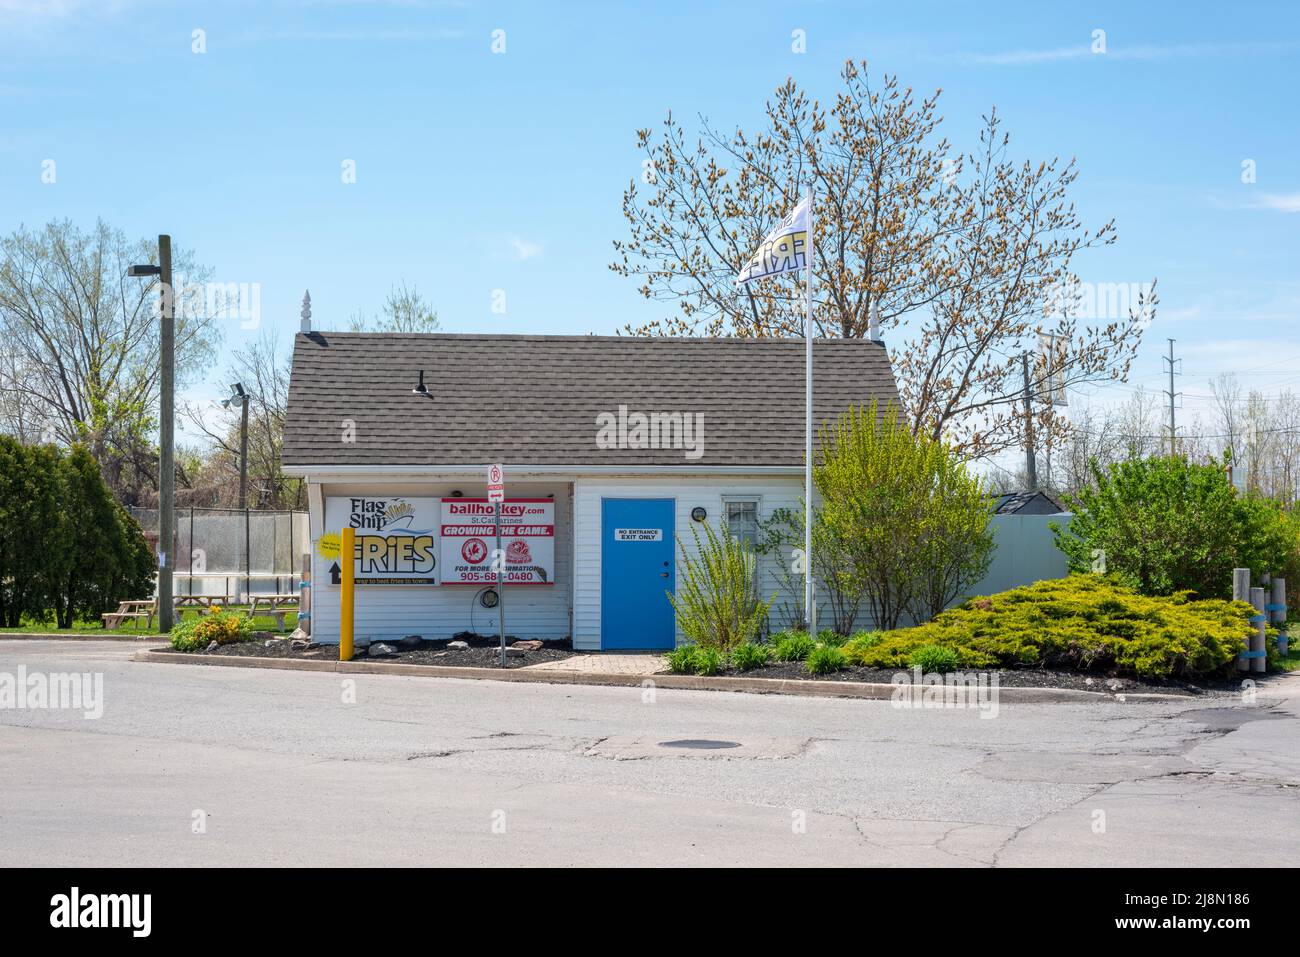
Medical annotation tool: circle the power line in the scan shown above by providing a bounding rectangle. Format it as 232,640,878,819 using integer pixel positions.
1067,423,1300,442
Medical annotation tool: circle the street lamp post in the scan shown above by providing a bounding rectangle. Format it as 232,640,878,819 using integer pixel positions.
128,235,175,633
223,383,250,599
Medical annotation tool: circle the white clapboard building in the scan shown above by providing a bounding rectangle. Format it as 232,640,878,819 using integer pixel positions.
282,330,899,650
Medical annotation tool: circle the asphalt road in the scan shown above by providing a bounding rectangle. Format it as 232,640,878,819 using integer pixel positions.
1,640,1297,867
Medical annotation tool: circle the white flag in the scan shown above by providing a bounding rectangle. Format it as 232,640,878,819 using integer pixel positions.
735,197,810,286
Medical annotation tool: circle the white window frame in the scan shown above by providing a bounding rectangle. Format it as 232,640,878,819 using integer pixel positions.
720,495,763,545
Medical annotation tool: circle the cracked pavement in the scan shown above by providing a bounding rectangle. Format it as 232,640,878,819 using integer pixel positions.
1,640,1297,866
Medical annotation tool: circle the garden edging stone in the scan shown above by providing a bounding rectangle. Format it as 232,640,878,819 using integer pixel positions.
132,648,1198,703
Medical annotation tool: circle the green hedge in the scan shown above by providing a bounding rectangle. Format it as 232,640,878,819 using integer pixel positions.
841,575,1251,679
0,438,154,628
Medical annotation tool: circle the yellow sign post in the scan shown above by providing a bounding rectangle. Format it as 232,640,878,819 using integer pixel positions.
340,526,355,661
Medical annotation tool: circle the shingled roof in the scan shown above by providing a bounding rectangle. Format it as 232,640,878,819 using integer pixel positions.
283,332,899,469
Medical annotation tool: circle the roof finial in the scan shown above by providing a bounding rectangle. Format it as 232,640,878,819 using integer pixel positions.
300,290,312,333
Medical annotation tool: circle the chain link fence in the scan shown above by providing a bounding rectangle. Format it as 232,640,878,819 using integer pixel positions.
128,506,310,603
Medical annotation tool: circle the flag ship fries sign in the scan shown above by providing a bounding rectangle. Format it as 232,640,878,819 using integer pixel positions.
322,496,439,585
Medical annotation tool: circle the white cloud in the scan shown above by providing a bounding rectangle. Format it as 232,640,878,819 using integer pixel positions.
0,0,143,27
1253,193,1300,214
959,40,1299,66
965,46,1091,65
509,237,543,261
255,27,463,41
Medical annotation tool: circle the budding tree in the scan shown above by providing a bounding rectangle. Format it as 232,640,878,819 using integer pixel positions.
612,60,1155,459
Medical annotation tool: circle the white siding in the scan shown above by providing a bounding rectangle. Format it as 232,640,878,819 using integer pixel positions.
310,479,573,644
305,469,848,651
571,475,823,650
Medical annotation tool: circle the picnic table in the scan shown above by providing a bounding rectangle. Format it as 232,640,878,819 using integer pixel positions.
173,595,229,614
102,599,155,630
248,594,299,631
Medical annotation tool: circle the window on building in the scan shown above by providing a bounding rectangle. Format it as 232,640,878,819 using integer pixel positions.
724,499,760,548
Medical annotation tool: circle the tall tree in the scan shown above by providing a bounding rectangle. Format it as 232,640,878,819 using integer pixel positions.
347,281,441,333
50,444,155,628
612,61,1154,459
0,219,221,502
180,332,303,509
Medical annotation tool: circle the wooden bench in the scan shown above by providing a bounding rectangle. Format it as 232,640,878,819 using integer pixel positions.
102,601,155,630
248,594,297,632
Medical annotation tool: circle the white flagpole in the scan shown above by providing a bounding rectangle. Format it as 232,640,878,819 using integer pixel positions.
803,186,816,635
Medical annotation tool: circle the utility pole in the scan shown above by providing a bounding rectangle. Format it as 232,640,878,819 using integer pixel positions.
1021,351,1037,490
128,235,176,631
1163,338,1181,457
158,236,175,633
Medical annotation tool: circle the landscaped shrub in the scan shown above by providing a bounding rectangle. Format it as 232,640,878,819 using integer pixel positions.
805,644,848,674
773,631,815,662
1054,454,1292,600
170,609,255,652
907,644,960,673
668,521,776,652
816,628,847,647
815,401,994,628
841,630,884,665
730,642,771,671
846,575,1250,679
692,647,724,676
667,645,699,674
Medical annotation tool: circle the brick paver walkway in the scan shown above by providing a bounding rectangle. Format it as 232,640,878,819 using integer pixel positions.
522,653,667,675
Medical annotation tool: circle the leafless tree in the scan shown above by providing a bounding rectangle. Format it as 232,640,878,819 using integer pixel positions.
0,219,221,502
181,333,302,510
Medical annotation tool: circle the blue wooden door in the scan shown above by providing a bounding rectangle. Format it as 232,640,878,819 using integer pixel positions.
601,498,675,649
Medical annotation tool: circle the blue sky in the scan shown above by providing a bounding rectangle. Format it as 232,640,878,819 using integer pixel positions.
1,0,1297,429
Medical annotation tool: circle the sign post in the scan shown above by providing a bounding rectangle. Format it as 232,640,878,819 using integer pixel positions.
340,527,355,662
487,464,506,667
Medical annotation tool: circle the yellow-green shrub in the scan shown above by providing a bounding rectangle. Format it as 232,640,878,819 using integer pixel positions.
841,575,1249,679
170,608,255,652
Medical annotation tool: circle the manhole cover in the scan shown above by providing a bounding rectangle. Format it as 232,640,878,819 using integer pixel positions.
658,739,741,750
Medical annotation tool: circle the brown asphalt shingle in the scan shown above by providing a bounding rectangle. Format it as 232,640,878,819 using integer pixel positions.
283,332,899,468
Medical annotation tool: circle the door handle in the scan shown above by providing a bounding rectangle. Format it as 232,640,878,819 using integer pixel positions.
660,572,669,578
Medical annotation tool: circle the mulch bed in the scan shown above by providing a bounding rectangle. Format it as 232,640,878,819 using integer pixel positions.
181,634,1246,695
713,660,1242,696
194,632,576,670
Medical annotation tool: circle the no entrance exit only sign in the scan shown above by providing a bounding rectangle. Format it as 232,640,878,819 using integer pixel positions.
487,463,504,503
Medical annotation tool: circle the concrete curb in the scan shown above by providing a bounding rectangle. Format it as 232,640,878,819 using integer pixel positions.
131,648,1196,703
1,632,166,642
